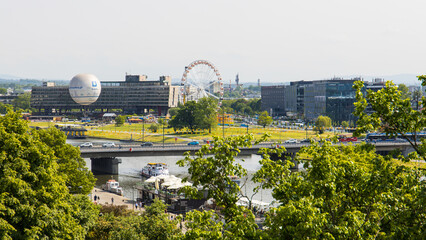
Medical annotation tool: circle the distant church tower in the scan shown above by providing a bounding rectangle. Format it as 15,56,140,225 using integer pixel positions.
258,78,260,87
235,73,240,86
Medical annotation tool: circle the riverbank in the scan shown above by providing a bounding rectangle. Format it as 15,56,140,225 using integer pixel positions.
91,187,143,211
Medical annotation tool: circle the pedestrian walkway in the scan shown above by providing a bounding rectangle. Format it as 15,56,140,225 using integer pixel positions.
91,187,144,211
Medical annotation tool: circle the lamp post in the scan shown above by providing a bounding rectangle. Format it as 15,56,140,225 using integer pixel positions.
142,117,145,142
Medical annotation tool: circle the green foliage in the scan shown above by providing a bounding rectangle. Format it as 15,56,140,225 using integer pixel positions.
12,92,31,111
178,134,269,239
169,98,218,133
398,83,411,100
257,111,273,128
0,102,12,114
412,89,423,110
87,199,181,240
0,88,7,94
314,115,332,134
341,120,349,129
353,78,426,160
168,107,179,117
177,135,256,218
34,127,96,194
183,210,224,239
148,123,160,133
221,98,261,115
115,115,126,127
256,140,426,239
0,110,98,239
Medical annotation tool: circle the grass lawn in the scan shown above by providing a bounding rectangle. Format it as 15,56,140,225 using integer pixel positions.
87,123,341,143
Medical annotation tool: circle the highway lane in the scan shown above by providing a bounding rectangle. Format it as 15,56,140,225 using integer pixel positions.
79,140,413,158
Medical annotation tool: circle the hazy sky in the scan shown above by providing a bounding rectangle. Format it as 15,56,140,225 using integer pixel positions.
1,0,426,83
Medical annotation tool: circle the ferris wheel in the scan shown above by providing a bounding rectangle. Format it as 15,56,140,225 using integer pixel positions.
181,60,224,105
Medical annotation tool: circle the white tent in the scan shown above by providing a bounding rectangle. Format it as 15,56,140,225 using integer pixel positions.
145,176,159,183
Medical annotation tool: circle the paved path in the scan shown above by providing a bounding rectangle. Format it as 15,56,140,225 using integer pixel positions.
91,187,144,211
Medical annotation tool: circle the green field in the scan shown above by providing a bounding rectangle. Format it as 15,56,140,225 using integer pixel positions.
28,121,347,143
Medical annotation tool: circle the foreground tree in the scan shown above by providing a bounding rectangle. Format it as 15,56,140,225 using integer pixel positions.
87,199,182,240
34,127,96,194
0,110,98,239
178,134,272,239
255,140,425,239
353,76,426,160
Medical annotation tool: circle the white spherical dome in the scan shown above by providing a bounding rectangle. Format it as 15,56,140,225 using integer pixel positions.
69,74,101,105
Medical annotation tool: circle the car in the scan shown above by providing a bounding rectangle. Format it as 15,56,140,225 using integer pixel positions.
285,139,298,144
300,139,310,143
80,142,93,148
141,142,153,147
102,142,116,148
188,141,200,145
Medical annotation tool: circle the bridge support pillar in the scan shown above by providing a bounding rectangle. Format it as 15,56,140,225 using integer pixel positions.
91,157,122,175
268,152,302,170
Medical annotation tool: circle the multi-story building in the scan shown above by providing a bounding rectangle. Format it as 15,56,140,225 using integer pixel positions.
261,85,286,116
31,75,179,116
261,77,381,123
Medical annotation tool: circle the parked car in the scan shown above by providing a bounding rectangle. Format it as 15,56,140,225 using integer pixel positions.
141,142,153,147
80,142,93,148
102,142,116,148
285,139,298,144
300,139,310,143
188,141,200,145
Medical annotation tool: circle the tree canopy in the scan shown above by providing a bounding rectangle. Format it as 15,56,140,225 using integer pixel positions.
314,115,332,134
0,110,98,239
115,115,126,127
353,77,426,161
12,92,31,112
169,98,218,133
257,111,273,128
254,140,425,239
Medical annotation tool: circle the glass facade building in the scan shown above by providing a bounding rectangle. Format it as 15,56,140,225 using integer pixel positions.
260,78,381,123
31,75,179,115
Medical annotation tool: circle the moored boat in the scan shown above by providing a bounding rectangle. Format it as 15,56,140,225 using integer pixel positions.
101,179,123,196
141,163,169,177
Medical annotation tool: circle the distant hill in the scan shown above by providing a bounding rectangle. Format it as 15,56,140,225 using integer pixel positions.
0,74,21,80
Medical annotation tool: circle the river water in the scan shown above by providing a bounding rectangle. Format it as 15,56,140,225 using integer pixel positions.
67,138,275,206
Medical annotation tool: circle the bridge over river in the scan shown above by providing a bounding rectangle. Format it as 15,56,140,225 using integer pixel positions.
80,141,415,174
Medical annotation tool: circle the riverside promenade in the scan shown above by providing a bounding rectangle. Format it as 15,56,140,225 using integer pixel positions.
91,187,143,211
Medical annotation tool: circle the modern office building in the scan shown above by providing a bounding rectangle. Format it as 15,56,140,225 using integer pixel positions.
261,85,286,116
261,77,381,123
304,78,358,122
31,75,179,116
